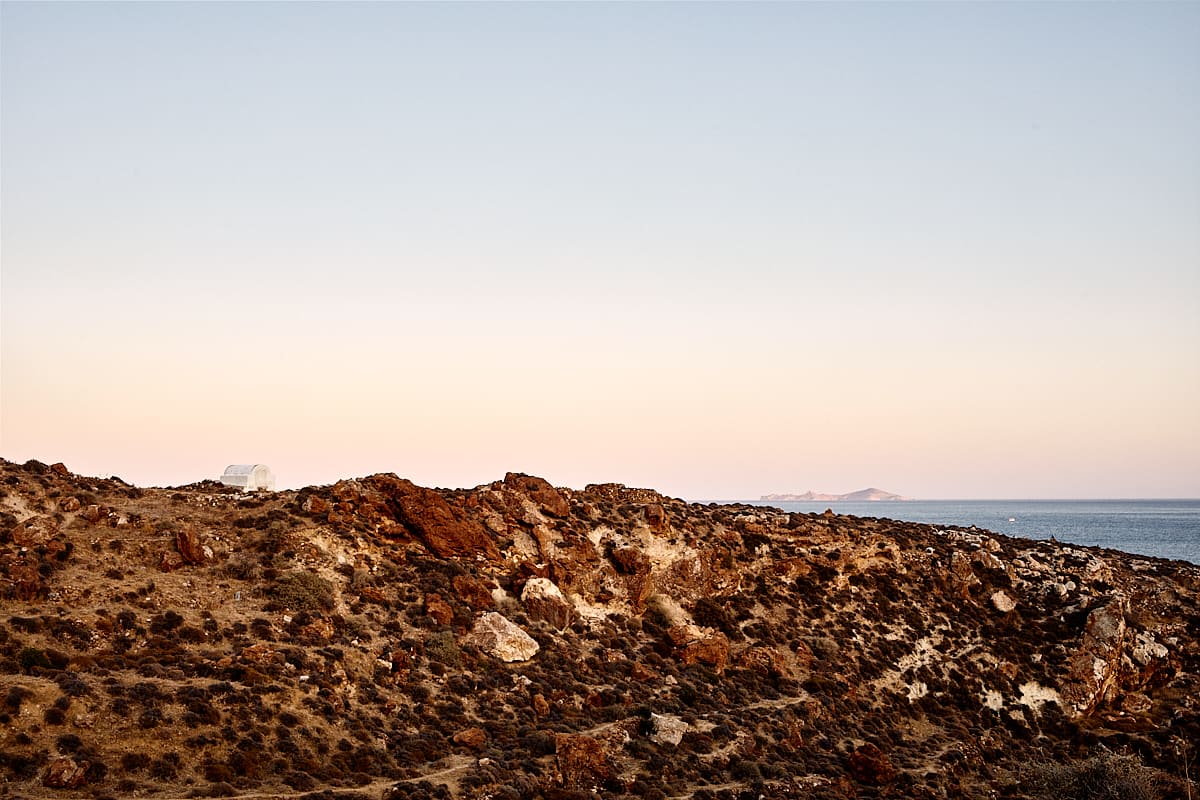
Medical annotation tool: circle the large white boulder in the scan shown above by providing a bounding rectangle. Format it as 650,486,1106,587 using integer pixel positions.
468,612,540,662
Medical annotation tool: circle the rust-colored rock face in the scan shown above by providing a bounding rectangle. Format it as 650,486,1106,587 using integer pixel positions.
322,474,499,559
736,646,791,678
175,526,207,565
503,472,570,518
376,475,499,559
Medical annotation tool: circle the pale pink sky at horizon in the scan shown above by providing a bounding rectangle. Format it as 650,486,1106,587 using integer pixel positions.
2,3,1198,500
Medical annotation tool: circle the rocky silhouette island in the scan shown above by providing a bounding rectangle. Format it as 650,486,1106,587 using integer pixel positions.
1,458,1197,799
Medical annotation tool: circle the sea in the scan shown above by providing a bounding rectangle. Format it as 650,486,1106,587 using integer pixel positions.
743,499,1200,565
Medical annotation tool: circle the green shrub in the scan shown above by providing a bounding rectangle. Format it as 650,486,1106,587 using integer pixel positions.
424,631,461,667
268,571,335,612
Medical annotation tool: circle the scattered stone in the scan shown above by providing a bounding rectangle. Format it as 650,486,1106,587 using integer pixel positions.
649,713,688,746
43,757,90,788
452,727,487,749
453,574,497,610
991,590,1017,613
468,612,540,662
424,593,454,626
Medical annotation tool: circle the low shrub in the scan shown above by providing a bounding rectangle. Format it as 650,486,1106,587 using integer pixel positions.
268,572,335,612
1022,753,1166,800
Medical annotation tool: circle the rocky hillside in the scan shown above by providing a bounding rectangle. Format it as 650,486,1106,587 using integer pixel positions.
1,458,1197,800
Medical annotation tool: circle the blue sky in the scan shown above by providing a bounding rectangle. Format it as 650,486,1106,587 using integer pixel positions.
2,2,1198,498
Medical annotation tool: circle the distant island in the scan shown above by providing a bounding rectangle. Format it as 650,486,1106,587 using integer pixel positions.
760,487,908,501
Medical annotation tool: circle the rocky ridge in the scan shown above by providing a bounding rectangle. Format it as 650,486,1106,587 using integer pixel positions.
0,458,1197,799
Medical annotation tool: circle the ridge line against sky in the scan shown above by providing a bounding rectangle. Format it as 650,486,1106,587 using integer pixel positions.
2,1,1198,500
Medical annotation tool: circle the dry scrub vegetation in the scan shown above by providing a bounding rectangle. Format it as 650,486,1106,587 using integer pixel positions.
0,458,1198,800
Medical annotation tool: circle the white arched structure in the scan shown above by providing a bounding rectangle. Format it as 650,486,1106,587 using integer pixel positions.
220,464,275,492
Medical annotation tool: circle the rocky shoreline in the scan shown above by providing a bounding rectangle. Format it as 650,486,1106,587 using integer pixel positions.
1,458,1197,799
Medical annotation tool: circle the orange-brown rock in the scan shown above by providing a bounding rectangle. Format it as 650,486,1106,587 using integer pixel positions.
643,502,668,531
49,462,71,477
301,494,331,515
59,496,81,512
158,552,185,572
175,526,207,565
669,625,730,672
13,515,57,546
43,757,89,788
452,574,496,610
424,593,453,626
300,617,336,640
11,563,42,601
241,643,280,668
848,743,896,786
736,646,791,678
556,733,613,791
504,472,570,518
80,504,104,524
371,475,499,559
452,727,487,749
610,546,649,575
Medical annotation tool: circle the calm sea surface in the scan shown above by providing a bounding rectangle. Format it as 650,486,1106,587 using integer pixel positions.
743,499,1200,565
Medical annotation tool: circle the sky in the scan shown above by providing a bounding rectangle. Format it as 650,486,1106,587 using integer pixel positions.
2,2,1198,500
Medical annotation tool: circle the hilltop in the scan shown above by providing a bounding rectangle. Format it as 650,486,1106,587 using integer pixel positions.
759,489,908,502
1,458,1198,800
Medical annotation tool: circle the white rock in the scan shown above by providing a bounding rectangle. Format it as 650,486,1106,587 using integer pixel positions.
650,713,689,746
468,612,540,662
1131,631,1168,666
991,590,1017,613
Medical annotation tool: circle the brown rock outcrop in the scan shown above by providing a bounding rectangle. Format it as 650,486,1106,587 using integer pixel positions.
175,526,208,565
521,577,573,630
424,593,453,626
556,733,613,791
43,757,90,789
1062,597,1129,717
669,624,730,672
503,472,570,518
371,475,499,559
736,646,791,678
14,515,57,547
452,574,496,610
